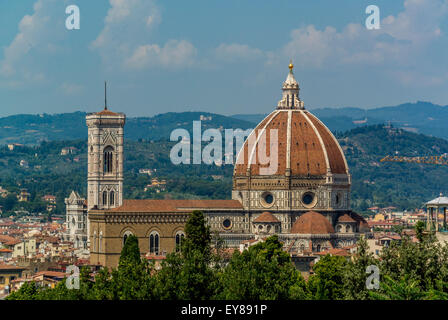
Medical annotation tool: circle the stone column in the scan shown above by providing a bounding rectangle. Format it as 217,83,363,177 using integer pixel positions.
444,207,447,230
436,206,439,232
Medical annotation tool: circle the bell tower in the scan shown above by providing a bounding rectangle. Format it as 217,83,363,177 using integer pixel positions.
86,83,125,210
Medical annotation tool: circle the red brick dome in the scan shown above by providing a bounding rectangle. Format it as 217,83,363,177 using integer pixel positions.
233,109,348,177
290,211,335,234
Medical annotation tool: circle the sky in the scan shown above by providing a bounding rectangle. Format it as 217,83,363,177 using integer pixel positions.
0,0,447,117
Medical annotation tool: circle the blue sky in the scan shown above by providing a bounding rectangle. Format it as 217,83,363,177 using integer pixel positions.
0,0,447,117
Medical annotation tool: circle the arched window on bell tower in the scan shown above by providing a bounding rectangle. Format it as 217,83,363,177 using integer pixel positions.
103,146,114,173
110,191,115,206
102,191,107,206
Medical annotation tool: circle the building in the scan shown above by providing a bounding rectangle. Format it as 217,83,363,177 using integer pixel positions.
373,213,386,221
7,143,24,151
19,160,29,168
82,64,369,268
144,178,167,192
139,169,153,175
367,220,400,231
12,239,36,258
0,187,9,198
43,195,57,212
0,235,21,250
367,233,402,258
0,265,26,296
0,248,12,260
61,147,78,156
42,195,57,204
17,189,30,202
426,193,448,232
402,212,426,226
30,271,66,289
62,191,88,250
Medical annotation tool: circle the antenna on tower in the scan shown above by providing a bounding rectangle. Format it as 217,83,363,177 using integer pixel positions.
104,81,107,110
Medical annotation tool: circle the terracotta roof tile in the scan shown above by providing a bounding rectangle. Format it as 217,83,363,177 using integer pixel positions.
316,248,350,257
95,108,119,116
0,264,25,270
34,271,66,278
0,235,18,243
253,212,280,223
145,255,167,260
338,214,356,223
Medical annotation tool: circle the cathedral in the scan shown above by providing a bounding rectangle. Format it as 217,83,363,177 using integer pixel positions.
65,64,369,268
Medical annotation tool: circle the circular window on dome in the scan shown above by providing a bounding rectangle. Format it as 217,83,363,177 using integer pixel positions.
261,192,275,207
301,192,316,208
222,219,232,230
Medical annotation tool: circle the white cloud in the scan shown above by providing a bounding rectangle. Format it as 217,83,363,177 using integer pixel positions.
61,82,84,95
92,0,196,71
0,0,64,85
124,40,197,69
273,0,448,87
280,0,446,67
214,43,264,62
381,0,447,44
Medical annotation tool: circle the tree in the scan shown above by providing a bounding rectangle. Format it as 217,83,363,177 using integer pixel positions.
1,194,17,212
111,234,154,300
415,221,425,242
37,278,80,300
217,235,309,300
369,275,425,300
183,210,211,255
378,234,448,294
424,279,448,300
154,210,218,300
90,267,116,300
6,281,39,300
343,237,378,300
391,225,404,235
307,255,347,300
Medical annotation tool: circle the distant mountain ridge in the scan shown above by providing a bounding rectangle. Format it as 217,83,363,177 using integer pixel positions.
0,111,255,145
2,101,448,145
2,124,448,214
232,101,448,138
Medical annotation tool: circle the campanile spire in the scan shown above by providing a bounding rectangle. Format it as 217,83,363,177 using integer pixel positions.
104,81,108,110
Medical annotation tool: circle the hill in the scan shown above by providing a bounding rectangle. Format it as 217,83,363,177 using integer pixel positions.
232,101,448,138
3,101,448,145
1,124,448,217
340,124,448,211
0,111,255,145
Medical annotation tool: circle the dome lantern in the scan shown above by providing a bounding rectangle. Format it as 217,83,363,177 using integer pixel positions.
277,60,304,110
